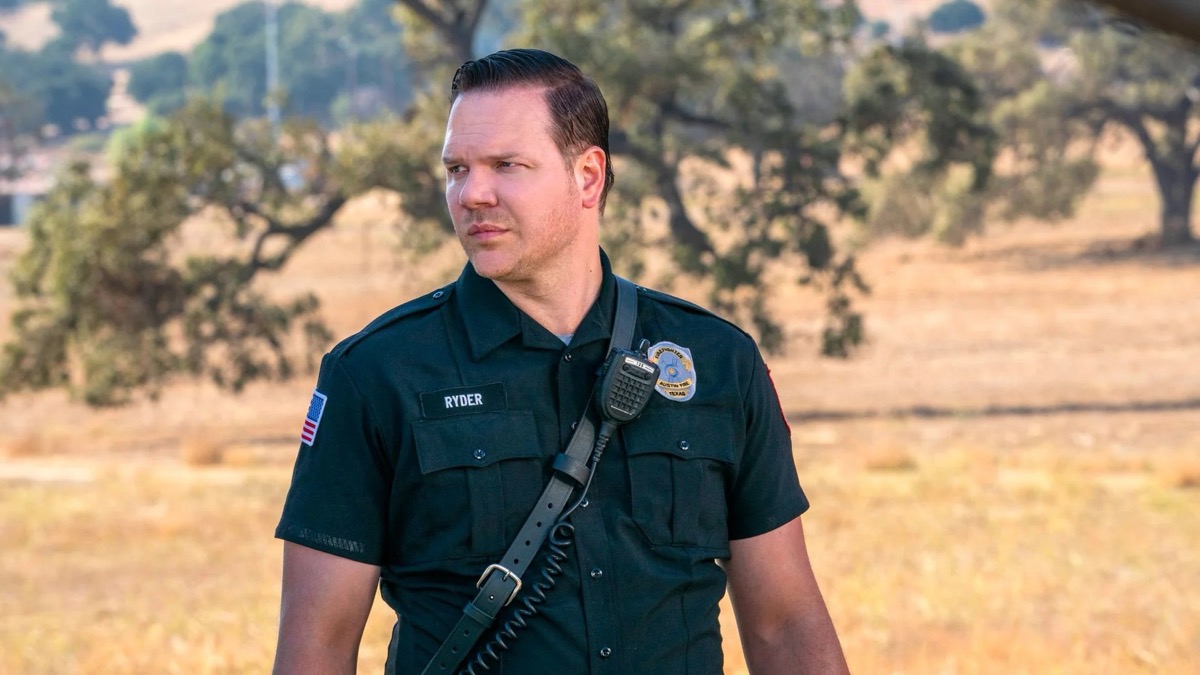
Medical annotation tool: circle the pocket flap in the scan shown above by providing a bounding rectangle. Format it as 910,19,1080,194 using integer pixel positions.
623,408,736,463
414,410,541,474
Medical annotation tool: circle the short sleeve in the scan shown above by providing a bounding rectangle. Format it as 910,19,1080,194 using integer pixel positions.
275,353,391,564
726,343,809,540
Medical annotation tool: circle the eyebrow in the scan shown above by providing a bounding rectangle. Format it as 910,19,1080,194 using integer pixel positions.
441,151,524,166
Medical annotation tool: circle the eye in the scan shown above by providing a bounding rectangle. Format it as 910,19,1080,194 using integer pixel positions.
446,165,466,175
497,161,519,169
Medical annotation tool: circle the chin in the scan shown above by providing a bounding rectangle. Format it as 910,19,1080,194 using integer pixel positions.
467,252,518,281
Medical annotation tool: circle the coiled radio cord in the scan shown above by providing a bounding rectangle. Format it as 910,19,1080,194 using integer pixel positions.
460,519,576,675
460,426,612,675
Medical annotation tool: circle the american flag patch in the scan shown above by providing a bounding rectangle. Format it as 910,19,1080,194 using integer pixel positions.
300,390,328,446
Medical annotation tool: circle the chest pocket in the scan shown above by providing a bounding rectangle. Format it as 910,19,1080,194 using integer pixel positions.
411,410,543,561
622,407,737,553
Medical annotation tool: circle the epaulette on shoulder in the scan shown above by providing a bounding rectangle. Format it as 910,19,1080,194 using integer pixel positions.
635,284,752,339
328,283,455,358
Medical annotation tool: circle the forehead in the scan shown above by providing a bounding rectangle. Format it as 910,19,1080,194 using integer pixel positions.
442,86,557,159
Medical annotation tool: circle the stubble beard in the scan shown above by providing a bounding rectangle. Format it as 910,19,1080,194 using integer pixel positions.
458,189,583,286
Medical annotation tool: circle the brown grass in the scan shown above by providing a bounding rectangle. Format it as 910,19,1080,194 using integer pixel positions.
2,433,46,458
179,439,225,467
862,446,920,472
2,134,1200,673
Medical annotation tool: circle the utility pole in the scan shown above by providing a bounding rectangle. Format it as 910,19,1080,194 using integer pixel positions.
264,0,282,140
339,36,359,122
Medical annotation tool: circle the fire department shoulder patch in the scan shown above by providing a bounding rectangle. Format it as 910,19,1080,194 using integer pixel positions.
647,341,697,402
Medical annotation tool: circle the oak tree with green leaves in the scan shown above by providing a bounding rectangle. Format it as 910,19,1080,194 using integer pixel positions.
854,0,1200,247
49,0,137,59
842,37,998,245
980,0,1200,246
1,101,343,404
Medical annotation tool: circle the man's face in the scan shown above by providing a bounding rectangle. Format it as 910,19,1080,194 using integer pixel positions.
441,86,584,283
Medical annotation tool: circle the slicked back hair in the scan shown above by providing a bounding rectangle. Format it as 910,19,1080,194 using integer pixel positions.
450,48,615,213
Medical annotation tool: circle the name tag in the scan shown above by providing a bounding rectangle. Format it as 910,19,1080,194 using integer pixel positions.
420,383,507,418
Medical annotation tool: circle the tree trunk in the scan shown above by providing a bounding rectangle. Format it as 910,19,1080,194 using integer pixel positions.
656,164,713,271
1153,161,1197,246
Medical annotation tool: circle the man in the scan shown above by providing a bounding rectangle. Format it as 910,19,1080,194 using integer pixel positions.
273,48,848,675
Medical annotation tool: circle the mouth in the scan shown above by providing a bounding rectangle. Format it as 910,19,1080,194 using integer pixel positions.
466,223,508,239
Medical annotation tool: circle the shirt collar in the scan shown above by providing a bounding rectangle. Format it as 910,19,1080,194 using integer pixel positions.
455,249,618,361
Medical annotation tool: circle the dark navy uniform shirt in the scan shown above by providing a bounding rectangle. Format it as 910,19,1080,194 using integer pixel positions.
276,251,809,674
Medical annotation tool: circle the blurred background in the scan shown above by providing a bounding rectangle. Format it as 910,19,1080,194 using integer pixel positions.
1,0,1198,672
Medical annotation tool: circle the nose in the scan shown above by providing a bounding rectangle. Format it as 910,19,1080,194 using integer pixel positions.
456,170,498,210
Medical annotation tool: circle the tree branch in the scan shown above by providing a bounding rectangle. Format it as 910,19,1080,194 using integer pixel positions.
662,101,731,130
1087,0,1200,45
237,195,348,284
395,0,483,62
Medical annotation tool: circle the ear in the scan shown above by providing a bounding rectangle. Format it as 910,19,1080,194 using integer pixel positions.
574,146,607,210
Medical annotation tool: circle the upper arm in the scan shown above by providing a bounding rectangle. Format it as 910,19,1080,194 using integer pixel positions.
725,517,848,674
273,542,381,675
726,516,824,632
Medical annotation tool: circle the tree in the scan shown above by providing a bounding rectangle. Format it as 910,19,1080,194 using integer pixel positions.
188,1,413,121
1087,0,1200,44
0,42,112,131
333,0,414,119
845,1,1200,249
189,1,284,118
0,78,41,180
0,100,353,404
964,0,1200,246
50,0,137,58
842,37,999,244
393,0,493,67
127,51,188,115
928,0,987,34
1065,16,1200,245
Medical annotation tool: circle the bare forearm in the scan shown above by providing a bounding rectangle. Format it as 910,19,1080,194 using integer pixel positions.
740,612,849,675
272,616,365,675
273,543,379,675
272,645,359,675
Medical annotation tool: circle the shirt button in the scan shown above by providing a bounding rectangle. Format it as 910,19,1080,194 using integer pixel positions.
473,448,486,460
599,647,612,658
678,440,690,451
563,352,573,362
432,290,444,299
590,567,603,580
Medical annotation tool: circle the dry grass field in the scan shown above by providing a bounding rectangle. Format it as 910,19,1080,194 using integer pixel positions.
2,147,1200,674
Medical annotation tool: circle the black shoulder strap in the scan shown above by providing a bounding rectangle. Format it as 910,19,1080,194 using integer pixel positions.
422,277,638,675
611,276,637,354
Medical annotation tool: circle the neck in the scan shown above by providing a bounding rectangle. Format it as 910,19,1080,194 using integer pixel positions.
495,249,603,336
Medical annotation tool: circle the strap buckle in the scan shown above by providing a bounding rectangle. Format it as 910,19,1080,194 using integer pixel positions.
476,563,522,606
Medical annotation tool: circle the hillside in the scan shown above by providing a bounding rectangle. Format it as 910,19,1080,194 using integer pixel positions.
0,0,355,62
